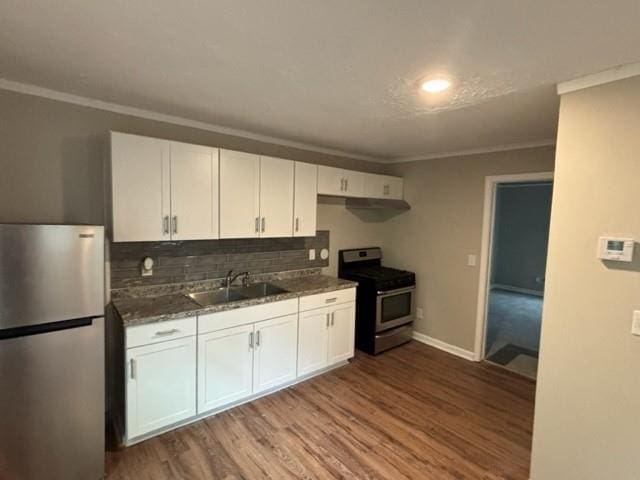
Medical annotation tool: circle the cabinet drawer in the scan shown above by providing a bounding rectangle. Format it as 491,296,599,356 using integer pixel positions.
299,288,356,312
198,299,298,334
126,316,197,349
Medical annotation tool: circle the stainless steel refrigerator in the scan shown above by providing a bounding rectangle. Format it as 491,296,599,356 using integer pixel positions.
0,224,105,480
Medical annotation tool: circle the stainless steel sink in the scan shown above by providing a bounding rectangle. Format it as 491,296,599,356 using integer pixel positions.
185,282,288,307
239,282,288,298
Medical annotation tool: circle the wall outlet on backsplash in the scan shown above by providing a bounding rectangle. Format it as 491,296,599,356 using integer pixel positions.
140,257,154,277
309,249,316,261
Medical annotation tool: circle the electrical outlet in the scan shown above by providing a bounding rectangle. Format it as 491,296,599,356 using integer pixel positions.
309,249,316,261
632,311,640,336
416,307,423,319
467,254,477,267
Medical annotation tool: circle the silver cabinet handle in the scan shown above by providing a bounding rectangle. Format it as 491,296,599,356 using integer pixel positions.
325,297,337,304
331,312,335,326
163,216,170,235
172,215,178,234
345,178,348,191
154,328,179,337
249,331,254,349
255,217,260,233
326,313,330,328
130,358,136,379
261,217,265,233
256,330,261,347
340,178,344,191
295,217,299,232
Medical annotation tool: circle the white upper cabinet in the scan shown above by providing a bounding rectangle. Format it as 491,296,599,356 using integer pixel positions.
342,169,364,197
111,132,219,242
317,166,344,196
363,173,404,200
317,166,364,197
170,142,219,241
259,156,294,238
111,132,171,242
293,162,318,237
220,150,295,239
219,149,261,239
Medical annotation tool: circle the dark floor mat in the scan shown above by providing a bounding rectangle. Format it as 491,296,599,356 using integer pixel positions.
487,343,539,366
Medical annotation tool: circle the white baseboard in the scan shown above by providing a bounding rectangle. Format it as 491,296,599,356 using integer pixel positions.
412,332,475,361
491,284,544,297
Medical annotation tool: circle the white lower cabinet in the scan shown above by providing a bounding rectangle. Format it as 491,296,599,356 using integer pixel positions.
327,303,356,365
297,307,330,376
253,314,298,394
124,289,355,443
197,307,298,415
297,296,356,377
126,335,196,439
197,324,254,413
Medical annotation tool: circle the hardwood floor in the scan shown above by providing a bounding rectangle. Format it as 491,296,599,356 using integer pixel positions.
106,341,536,480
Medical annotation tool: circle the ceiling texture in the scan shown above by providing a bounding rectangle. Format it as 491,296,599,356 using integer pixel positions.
1,0,639,161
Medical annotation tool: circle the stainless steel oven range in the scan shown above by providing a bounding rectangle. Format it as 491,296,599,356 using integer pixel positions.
338,247,415,354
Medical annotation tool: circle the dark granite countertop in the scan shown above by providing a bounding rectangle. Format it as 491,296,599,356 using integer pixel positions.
113,274,357,327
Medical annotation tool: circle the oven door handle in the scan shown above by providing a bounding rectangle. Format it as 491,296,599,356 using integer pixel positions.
377,285,416,296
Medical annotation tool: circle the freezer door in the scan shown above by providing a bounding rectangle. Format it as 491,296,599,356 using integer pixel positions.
0,317,104,480
0,224,104,329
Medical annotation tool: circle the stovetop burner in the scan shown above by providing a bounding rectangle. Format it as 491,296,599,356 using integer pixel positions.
338,247,415,291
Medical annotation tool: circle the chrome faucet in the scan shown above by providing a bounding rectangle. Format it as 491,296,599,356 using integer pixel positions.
225,270,250,292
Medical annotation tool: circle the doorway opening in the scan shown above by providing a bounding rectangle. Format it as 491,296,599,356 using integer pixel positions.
474,172,553,379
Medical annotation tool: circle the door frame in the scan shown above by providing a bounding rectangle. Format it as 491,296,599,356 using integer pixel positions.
472,171,554,361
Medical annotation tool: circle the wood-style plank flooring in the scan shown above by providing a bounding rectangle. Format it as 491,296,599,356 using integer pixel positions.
106,341,536,479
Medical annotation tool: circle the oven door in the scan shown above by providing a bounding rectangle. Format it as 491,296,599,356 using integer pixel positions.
375,286,415,332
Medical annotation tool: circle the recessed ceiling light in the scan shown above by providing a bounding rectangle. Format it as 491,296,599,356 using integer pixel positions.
421,78,451,93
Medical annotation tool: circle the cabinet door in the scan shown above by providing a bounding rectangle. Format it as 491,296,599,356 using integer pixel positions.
297,307,330,377
385,176,404,200
197,324,254,414
259,156,294,238
126,336,196,439
170,142,219,240
293,162,318,237
111,132,170,242
328,302,356,366
317,166,345,196
363,173,385,198
253,314,298,394
342,170,364,198
219,149,260,238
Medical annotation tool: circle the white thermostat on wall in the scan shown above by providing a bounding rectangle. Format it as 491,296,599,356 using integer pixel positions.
597,237,635,262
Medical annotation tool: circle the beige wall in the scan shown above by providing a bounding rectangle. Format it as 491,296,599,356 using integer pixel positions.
386,147,555,352
317,197,395,276
531,77,640,479
0,89,387,225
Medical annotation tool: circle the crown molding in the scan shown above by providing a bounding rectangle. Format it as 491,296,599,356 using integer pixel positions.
557,62,640,95
388,139,556,164
0,78,386,163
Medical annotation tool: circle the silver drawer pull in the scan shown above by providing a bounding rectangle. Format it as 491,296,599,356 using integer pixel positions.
325,297,337,303
130,359,136,379
154,328,179,337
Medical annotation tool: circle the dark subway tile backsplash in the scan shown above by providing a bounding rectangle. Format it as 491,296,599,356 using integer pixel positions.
109,231,329,289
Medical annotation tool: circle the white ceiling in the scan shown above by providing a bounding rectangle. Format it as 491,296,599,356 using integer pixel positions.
1,1,639,161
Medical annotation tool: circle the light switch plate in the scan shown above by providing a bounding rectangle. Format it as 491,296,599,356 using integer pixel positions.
632,311,640,336
416,307,424,319
467,254,477,267
309,249,316,261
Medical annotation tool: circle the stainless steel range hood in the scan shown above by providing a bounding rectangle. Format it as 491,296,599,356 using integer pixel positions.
345,197,411,211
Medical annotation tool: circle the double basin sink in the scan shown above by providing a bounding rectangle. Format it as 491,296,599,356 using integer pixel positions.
186,282,288,307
